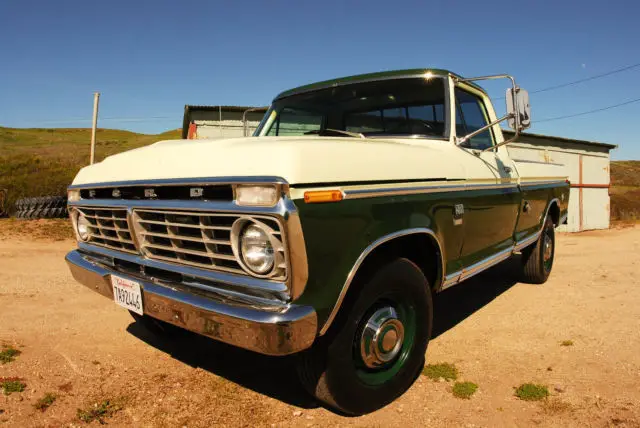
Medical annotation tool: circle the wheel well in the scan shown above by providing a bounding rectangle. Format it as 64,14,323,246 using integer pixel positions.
320,232,442,338
548,200,560,226
352,233,442,293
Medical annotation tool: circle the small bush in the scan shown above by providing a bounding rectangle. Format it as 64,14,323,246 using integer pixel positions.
515,383,549,401
0,346,21,364
1,379,26,395
560,340,574,347
77,399,122,424
34,393,57,411
422,363,458,381
452,381,478,399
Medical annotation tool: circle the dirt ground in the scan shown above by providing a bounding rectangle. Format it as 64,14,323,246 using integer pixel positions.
1,222,639,427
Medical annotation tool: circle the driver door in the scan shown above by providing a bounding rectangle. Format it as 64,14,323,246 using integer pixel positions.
454,87,521,268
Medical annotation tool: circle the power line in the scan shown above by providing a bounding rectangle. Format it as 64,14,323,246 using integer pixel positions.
27,116,176,125
536,97,640,123
493,62,640,99
532,62,640,94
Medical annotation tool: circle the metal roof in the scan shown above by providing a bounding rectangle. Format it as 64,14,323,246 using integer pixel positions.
184,105,268,113
503,130,617,150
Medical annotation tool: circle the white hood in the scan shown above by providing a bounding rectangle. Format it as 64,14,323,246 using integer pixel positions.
72,136,463,186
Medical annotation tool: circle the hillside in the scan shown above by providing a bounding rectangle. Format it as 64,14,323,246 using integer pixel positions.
610,160,640,221
0,127,638,221
0,127,180,211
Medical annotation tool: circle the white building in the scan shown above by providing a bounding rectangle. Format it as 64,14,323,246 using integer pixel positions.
504,131,616,232
181,105,267,139
181,106,616,232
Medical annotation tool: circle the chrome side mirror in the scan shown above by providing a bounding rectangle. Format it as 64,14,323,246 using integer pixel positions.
506,87,531,131
455,74,530,151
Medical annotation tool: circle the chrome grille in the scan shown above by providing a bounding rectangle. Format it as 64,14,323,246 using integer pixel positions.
132,209,287,278
76,207,137,253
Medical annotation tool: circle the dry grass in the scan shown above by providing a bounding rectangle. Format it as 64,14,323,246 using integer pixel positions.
0,126,180,213
34,393,57,412
0,218,74,241
610,161,640,221
77,398,124,424
542,398,574,415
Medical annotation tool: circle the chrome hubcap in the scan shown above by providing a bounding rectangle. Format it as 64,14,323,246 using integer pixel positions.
360,306,405,369
543,234,553,262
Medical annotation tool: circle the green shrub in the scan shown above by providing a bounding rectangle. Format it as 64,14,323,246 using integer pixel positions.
422,363,458,381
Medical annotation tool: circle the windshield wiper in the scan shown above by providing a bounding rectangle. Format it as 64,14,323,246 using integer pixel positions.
304,129,365,139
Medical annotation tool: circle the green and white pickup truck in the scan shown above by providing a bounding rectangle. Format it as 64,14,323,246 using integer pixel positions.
66,69,569,415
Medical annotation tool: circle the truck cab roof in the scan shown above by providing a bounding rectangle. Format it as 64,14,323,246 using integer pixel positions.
274,68,486,100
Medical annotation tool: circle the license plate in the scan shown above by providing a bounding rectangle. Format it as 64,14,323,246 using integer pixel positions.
111,276,143,315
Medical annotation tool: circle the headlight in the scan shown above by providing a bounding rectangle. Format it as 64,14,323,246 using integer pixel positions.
239,224,275,274
76,213,91,241
235,185,278,206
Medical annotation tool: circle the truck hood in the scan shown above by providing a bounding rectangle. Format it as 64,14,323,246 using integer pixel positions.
72,136,463,186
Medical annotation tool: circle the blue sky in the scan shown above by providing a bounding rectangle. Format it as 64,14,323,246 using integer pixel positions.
1,0,638,159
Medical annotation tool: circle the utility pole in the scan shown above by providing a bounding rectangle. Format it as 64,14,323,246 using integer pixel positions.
90,92,100,164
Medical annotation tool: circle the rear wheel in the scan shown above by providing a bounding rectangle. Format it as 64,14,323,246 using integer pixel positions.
521,216,555,284
297,258,433,415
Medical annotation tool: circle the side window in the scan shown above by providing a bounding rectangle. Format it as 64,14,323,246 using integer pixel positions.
267,108,322,136
455,88,494,150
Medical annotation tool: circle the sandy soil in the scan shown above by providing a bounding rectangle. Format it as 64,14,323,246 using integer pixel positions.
1,223,639,427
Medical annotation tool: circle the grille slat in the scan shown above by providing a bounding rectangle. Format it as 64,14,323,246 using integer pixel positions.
139,230,230,245
77,208,137,253
137,218,232,231
89,224,125,232
144,243,236,260
88,233,135,245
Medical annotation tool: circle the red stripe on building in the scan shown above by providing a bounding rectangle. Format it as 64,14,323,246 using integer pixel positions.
579,155,583,231
570,183,610,189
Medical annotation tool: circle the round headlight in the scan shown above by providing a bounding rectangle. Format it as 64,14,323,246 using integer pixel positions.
240,224,274,274
76,214,91,241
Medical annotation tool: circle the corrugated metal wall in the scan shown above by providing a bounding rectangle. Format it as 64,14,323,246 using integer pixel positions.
189,110,264,139
506,134,612,232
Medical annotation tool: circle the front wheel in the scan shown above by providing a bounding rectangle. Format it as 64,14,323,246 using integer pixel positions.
521,216,555,284
297,258,433,415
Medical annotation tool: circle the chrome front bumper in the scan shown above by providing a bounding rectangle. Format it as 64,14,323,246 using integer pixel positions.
65,250,317,356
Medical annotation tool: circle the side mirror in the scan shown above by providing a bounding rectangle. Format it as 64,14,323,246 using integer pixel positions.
506,88,531,131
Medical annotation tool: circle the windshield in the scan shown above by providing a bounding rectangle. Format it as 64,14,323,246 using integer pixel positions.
255,77,448,138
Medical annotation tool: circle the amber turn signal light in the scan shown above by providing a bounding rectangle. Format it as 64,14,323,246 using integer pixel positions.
304,190,343,204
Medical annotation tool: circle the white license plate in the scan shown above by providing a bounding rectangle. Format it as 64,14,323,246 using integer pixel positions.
111,276,143,315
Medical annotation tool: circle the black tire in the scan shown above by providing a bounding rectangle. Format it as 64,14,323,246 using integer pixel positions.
129,311,185,337
521,216,555,284
13,196,68,219
297,258,433,415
